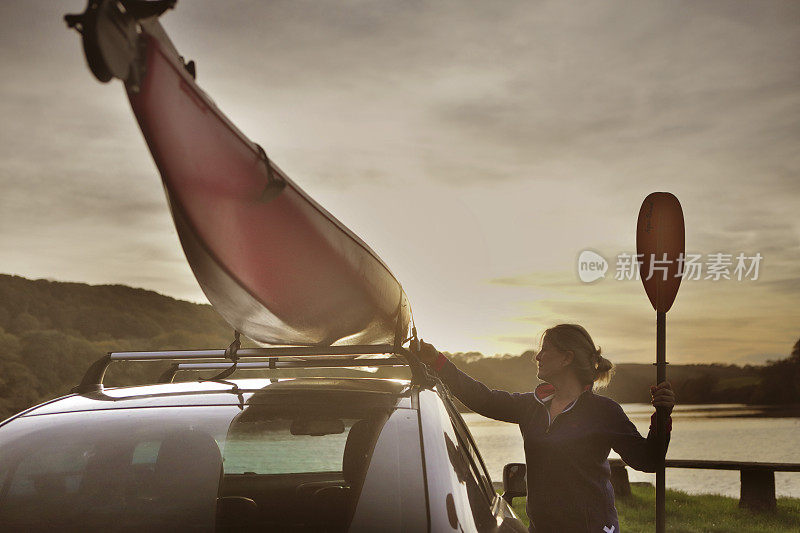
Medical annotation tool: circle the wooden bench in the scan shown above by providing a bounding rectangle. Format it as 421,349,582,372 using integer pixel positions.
609,459,800,511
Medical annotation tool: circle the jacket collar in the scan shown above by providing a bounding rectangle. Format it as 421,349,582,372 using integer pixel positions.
534,382,592,406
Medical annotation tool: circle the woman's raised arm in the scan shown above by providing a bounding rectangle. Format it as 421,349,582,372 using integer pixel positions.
412,340,534,424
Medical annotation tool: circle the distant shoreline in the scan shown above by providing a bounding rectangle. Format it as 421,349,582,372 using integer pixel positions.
456,402,800,417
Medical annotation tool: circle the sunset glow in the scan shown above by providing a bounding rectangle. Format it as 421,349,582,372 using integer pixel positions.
1,1,798,363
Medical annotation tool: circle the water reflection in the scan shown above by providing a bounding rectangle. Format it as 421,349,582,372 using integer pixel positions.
621,403,800,419
463,405,800,498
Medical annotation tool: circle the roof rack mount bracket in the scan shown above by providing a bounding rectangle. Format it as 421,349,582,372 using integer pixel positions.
72,353,113,394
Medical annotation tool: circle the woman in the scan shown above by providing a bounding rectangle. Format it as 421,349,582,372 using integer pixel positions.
411,323,675,533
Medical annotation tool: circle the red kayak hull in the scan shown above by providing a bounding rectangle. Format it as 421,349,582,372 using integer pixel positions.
127,28,409,346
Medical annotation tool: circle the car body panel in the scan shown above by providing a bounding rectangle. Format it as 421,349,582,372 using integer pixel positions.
350,408,427,532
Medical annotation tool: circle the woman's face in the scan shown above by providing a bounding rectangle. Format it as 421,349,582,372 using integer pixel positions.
535,336,573,382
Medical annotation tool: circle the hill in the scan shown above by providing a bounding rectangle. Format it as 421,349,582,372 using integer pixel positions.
0,274,797,419
0,274,235,418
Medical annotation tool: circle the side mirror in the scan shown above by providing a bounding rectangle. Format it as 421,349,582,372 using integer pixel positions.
502,463,527,504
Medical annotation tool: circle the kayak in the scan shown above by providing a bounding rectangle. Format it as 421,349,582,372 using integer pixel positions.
66,2,410,347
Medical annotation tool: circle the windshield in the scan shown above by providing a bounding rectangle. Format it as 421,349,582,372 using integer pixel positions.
0,388,402,532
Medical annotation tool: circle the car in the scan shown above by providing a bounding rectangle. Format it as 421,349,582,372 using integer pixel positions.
0,344,528,532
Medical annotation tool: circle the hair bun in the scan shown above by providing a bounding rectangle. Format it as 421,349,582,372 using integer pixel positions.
596,354,613,374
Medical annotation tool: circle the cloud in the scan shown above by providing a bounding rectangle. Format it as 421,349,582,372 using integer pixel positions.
495,336,540,348
0,1,797,362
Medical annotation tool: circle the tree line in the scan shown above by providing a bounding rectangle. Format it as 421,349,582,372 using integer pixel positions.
0,274,797,420
437,342,800,406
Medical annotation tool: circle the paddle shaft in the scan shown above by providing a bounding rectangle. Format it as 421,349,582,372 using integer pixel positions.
656,310,667,533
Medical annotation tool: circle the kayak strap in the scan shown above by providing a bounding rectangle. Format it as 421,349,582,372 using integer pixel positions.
400,329,437,389
392,302,436,387
202,331,242,382
212,379,245,409
403,348,437,388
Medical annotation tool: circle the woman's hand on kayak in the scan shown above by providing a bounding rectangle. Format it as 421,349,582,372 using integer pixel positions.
650,381,675,414
410,339,440,365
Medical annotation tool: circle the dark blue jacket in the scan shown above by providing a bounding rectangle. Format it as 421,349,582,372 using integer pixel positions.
434,355,670,533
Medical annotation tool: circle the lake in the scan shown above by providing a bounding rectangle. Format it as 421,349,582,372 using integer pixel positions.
462,403,800,498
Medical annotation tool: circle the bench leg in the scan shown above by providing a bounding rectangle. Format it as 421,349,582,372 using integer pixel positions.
739,469,776,511
609,460,631,498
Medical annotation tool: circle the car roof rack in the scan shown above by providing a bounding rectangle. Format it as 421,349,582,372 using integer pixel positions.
157,357,407,383
73,342,436,394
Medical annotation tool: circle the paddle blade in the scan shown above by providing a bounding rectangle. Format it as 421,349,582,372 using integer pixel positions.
636,192,685,312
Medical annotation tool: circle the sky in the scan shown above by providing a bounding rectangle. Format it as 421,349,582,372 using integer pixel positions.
1,0,798,364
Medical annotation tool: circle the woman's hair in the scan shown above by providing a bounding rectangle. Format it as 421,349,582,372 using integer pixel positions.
541,324,614,388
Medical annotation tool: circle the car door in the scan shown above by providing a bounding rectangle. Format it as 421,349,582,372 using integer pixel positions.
437,388,528,532
419,388,527,532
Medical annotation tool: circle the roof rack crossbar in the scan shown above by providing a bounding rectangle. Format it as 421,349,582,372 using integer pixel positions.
74,344,410,394
179,358,405,370
159,357,407,383
110,343,398,361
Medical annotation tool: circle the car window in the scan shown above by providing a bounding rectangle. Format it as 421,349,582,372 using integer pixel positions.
0,407,232,532
0,387,398,532
7,440,94,499
131,440,161,464
222,417,358,474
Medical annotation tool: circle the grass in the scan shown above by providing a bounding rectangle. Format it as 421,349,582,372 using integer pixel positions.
506,484,800,532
